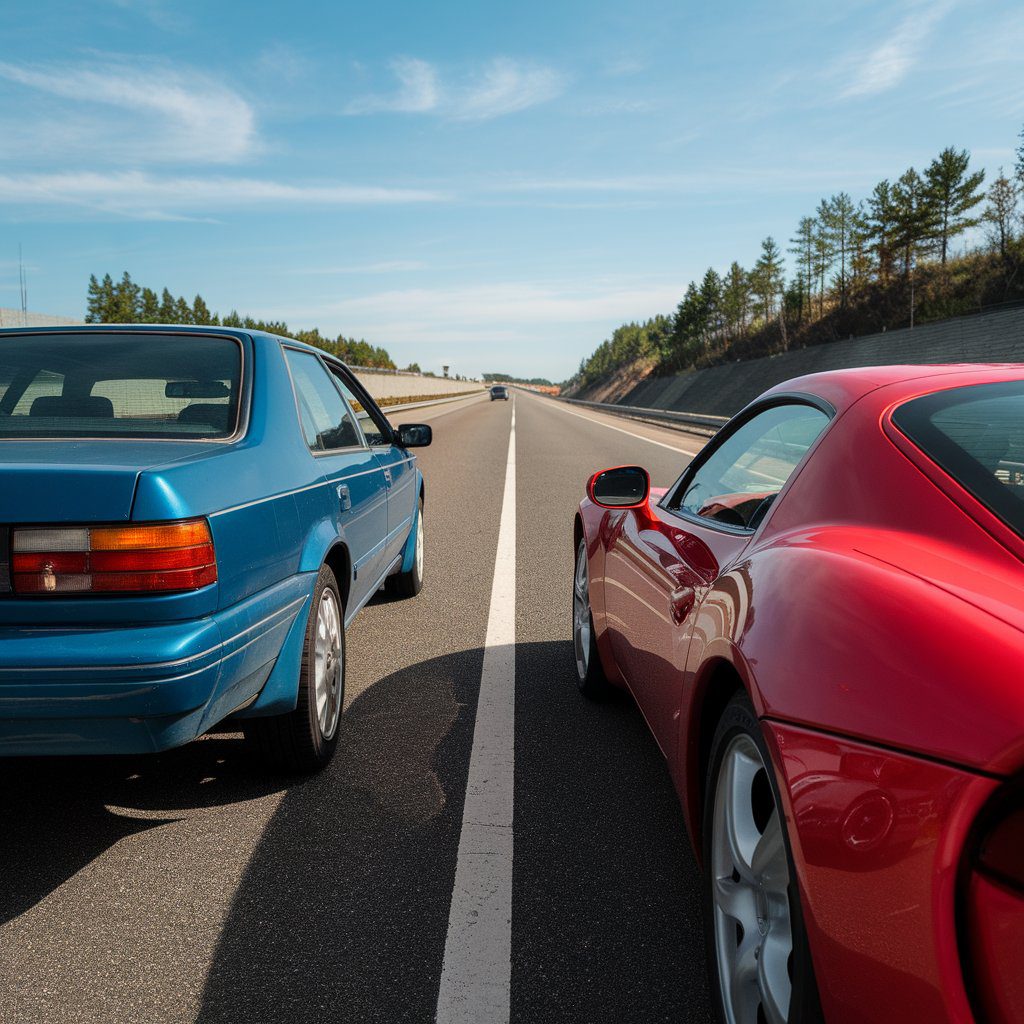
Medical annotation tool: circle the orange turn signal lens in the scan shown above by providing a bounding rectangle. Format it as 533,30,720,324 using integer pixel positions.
91,520,212,551
10,518,217,596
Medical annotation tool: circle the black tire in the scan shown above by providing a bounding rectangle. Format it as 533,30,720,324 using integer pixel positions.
702,691,823,1024
244,563,344,773
386,497,424,598
572,537,609,699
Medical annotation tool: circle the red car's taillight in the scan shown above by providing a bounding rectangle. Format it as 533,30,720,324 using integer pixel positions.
11,519,217,595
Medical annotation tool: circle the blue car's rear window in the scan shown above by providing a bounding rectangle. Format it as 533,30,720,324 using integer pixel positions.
0,332,243,440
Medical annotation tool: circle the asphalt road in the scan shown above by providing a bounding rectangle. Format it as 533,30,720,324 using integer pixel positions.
0,391,713,1024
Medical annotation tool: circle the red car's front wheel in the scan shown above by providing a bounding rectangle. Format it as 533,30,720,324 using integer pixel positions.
572,538,608,698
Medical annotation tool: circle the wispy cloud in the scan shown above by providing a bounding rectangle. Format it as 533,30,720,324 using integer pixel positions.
0,172,449,218
839,1,956,99
107,0,185,31
345,57,439,114
0,59,255,163
345,57,565,121
272,278,681,344
300,260,428,275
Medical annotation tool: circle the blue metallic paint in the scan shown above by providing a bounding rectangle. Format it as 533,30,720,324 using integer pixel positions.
0,325,423,755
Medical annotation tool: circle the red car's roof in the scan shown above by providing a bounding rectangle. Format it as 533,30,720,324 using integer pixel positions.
764,363,1024,413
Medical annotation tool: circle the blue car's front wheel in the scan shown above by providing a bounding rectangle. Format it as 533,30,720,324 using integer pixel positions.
244,563,344,772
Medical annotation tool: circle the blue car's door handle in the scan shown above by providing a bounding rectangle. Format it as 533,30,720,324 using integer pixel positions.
337,483,352,511
382,467,392,487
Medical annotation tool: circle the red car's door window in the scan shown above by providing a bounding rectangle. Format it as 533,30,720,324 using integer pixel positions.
605,402,829,756
674,404,829,530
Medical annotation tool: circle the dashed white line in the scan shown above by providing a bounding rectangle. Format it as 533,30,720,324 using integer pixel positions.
436,399,516,1024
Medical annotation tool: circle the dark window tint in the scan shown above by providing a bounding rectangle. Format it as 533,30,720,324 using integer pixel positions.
893,380,1024,537
285,350,361,451
673,403,829,529
0,332,242,439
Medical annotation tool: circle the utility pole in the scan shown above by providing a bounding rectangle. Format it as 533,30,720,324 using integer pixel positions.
18,244,28,326
909,250,915,330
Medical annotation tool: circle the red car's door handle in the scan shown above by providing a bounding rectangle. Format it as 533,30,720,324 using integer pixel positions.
670,585,695,624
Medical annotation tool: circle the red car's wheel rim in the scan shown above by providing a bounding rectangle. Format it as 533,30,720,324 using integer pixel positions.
711,733,793,1024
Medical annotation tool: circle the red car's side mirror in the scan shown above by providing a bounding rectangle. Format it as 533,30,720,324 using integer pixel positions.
587,465,651,509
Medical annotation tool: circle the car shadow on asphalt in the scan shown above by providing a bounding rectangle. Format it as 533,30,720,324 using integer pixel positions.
0,640,709,1024
0,735,290,929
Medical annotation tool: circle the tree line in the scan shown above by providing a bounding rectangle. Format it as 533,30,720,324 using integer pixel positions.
569,131,1024,391
483,372,555,386
84,271,399,370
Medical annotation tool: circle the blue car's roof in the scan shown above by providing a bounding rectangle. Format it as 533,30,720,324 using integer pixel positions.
0,323,342,365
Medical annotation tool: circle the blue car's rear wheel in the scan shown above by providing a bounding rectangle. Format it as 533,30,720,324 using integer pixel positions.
244,563,344,772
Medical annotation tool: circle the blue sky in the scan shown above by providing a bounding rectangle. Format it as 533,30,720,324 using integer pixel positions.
1,0,1022,380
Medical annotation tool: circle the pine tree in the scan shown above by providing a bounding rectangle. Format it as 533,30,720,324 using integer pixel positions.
984,169,1021,263
139,287,160,322
866,180,898,285
173,296,193,324
892,168,934,276
822,193,857,310
752,237,785,321
85,274,109,323
159,288,176,322
699,268,723,350
110,271,141,322
721,262,751,335
788,218,816,323
191,295,212,324
924,147,986,265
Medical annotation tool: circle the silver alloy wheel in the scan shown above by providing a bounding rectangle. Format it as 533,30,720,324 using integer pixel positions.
313,587,343,740
415,508,424,580
573,541,591,680
711,733,793,1024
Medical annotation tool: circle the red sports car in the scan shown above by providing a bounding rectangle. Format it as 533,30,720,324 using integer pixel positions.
572,366,1024,1024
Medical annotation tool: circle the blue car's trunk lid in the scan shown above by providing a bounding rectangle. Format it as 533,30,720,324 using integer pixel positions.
0,441,216,523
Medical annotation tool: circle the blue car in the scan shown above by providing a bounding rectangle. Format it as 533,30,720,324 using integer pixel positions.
0,325,431,771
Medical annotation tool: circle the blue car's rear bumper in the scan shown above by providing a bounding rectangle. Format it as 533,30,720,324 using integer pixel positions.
0,574,314,756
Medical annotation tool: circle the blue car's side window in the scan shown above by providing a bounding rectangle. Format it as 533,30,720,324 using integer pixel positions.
284,349,363,452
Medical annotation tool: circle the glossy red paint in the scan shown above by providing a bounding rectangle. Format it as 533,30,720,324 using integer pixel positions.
575,364,1024,1023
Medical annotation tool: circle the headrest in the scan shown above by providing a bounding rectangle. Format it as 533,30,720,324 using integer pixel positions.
30,395,114,418
178,403,231,431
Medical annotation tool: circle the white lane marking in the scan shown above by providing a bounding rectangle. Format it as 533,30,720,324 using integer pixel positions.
519,391,706,456
436,398,516,1024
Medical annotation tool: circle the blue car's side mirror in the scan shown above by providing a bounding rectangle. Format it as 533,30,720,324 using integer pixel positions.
396,423,432,448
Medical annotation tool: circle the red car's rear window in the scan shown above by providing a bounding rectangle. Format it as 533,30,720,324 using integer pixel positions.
892,379,1024,537
0,332,243,440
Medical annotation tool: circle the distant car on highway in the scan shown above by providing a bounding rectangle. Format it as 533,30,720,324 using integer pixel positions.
0,325,432,772
572,365,1024,1024
490,385,509,401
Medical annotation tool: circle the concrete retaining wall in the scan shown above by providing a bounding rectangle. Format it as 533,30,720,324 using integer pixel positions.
0,308,82,328
351,369,484,401
622,305,1024,418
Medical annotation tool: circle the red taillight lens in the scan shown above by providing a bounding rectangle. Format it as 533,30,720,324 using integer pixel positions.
11,519,217,595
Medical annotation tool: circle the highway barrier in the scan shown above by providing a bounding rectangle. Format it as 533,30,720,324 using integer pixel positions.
559,396,728,438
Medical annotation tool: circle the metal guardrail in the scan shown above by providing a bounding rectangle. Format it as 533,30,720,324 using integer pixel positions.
559,396,729,437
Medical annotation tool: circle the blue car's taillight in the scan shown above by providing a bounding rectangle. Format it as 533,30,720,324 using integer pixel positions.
10,518,216,595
